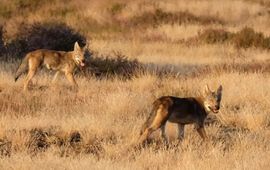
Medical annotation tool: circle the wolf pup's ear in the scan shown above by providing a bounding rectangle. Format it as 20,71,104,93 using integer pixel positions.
217,85,222,100
217,85,222,94
74,41,81,51
204,84,211,95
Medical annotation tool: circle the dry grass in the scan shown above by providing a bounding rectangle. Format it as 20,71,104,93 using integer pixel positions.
0,57,270,169
0,0,270,169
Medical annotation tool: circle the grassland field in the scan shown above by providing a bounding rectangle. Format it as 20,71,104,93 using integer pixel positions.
0,0,270,169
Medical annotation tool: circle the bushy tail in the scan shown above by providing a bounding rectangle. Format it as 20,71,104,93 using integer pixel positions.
139,108,156,135
14,56,29,82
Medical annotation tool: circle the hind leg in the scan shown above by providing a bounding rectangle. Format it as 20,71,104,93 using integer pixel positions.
160,123,168,144
23,58,40,91
138,107,168,144
177,124,185,141
138,126,160,144
23,69,37,91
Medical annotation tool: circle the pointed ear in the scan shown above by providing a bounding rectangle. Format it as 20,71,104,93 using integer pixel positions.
217,85,223,96
203,84,210,95
74,41,80,51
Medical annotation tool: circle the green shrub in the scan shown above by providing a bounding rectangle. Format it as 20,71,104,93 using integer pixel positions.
0,5,12,18
233,27,265,49
14,0,50,11
109,3,126,16
261,37,270,49
86,52,142,79
129,9,223,28
197,28,232,44
196,27,270,50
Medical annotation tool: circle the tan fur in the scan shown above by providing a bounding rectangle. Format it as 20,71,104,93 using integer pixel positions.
14,42,86,91
138,85,223,144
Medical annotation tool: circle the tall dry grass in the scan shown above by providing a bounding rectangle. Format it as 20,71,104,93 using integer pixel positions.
0,54,270,169
2,0,270,39
0,0,270,169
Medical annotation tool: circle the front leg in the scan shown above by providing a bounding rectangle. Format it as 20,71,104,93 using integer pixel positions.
196,126,207,141
65,71,78,88
52,71,60,84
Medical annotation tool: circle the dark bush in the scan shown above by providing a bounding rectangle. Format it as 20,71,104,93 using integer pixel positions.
109,3,126,16
0,5,12,18
128,9,223,28
15,0,49,11
197,28,232,44
86,52,142,79
194,27,270,50
5,22,86,58
233,27,265,49
261,37,270,49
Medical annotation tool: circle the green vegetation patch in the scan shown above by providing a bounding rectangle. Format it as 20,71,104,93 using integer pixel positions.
14,0,48,10
86,52,142,79
109,2,126,16
196,27,270,50
128,9,224,28
0,5,12,19
197,28,233,44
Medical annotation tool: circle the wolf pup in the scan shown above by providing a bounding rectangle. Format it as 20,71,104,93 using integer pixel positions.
138,85,222,144
14,42,86,90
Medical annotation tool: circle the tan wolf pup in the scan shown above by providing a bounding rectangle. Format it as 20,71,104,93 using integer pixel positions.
138,84,222,144
14,42,86,90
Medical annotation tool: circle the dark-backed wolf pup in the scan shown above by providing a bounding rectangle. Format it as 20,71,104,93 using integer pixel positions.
138,85,222,144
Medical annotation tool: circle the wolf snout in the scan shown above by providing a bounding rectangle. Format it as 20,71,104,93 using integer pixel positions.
80,59,85,67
